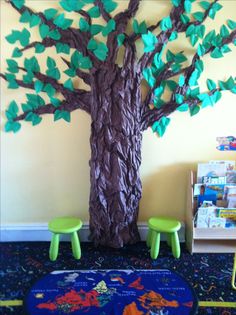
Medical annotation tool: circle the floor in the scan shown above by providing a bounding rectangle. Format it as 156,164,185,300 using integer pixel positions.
0,241,235,314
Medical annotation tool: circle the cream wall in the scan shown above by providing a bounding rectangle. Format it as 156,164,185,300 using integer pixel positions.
1,1,236,225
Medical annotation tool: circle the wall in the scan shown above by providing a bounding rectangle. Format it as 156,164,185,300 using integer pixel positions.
1,1,236,226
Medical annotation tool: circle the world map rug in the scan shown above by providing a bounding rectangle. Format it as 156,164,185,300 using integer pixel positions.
25,269,198,315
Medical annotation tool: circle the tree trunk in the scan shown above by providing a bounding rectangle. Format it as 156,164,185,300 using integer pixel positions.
89,65,142,247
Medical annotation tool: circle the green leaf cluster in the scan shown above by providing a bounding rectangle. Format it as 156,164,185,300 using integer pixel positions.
20,10,41,28
59,0,85,12
39,24,61,40
102,19,116,36
219,76,236,92
12,0,25,9
88,39,109,61
54,109,71,122
71,50,93,69
143,68,156,88
152,117,171,137
208,2,222,20
56,43,70,54
160,16,172,32
6,28,30,47
6,59,19,74
5,74,19,89
46,57,61,80
53,13,73,30
24,57,40,73
5,101,21,133
101,0,118,13
142,31,158,53
133,20,147,35
186,24,205,47
25,112,42,126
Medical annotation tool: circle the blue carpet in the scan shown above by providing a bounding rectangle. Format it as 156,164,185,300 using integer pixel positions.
0,242,235,315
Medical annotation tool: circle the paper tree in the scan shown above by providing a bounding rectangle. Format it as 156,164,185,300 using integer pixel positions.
1,0,236,247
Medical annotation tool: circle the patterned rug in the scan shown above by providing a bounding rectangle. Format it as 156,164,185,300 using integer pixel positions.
0,242,235,315
25,269,198,315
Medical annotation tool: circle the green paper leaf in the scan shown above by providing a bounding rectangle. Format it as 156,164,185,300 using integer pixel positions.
47,57,56,69
133,19,139,34
8,100,19,117
190,105,200,116
154,86,164,97
180,14,190,24
54,110,71,122
195,60,204,73
5,121,21,133
46,67,61,80
12,0,24,9
197,44,205,57
178,75,185,87
190,34,198,47
143,68,155,88
21,103,32,112
207,79,216,91
189,69,199,86
93,43,108,61
169,32,178,41
7,59,19,73
177,103,189,112
63,78,74,91
8,80,19,89
210,47,223,59
48,29,61,40
102,19,116,36
19,28,30,47
212,90,222,102
39,24,50,39
175,94,184,104
221,45,231,54
56,43,70,54
117,34,125,47
6,30,21,44
220,25,230,38
88,6,100,18
44,83,56,97
12,47,23,58
199,1,210,10
32,114,42,126
90,24,103,35
35,43,45,53
152,116,171,137
53,13,73,30
166,80,177,91
26,93,45,108
171,0,181,7
79,56,93,69
196,25,205,39
20,10,31,23
197,93,214,108
142,31,158,53
64,68,76,77
186,24,195,37
160,16,172,31
30,14,41,27
79,18,90,32
219,76,235,90
50,98,62,107
23,73,34,84
103,0,118,13
227,19,236,30
184,0,192,13
193,11,204,22
34,80,44,93
59,0,84,12
87,38,98,51
44,8,58,20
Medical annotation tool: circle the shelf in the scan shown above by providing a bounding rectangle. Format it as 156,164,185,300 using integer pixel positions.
185,170,236,254
193,227,236,240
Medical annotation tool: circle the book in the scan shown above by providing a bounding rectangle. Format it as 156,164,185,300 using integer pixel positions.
197,163,227,183
226,171,236,184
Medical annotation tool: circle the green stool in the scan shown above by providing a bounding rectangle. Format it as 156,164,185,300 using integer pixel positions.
147,216,181,259
48,216,83,261
232,252,236,290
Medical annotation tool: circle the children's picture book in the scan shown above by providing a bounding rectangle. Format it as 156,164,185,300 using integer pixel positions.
204,184,225,200
197,163,227,183
226,171,236,184
224,185,236,208
209,160,235,171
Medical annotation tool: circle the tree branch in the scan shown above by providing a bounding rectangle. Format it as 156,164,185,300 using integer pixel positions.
61,57,91,86
94,0,111,22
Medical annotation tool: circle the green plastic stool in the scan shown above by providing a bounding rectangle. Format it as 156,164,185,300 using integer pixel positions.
147,216,181,259
48,216,83,261
232,252,236,290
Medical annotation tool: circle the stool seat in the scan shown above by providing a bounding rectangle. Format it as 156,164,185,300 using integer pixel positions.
48,216,82,261
147,216,181,260
49,216,82,234
148,217,181,233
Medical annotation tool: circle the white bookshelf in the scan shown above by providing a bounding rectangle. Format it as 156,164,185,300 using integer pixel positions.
185,171,236,253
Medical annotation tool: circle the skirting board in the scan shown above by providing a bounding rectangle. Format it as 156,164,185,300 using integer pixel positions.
0,221,185,243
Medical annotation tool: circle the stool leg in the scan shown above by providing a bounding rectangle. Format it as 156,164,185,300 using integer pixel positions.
232,253,236,290
171,232,180,258
71,231,81,259
150,231,160,259
166,233,171,247
146,229,153,248
49,233,60,261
